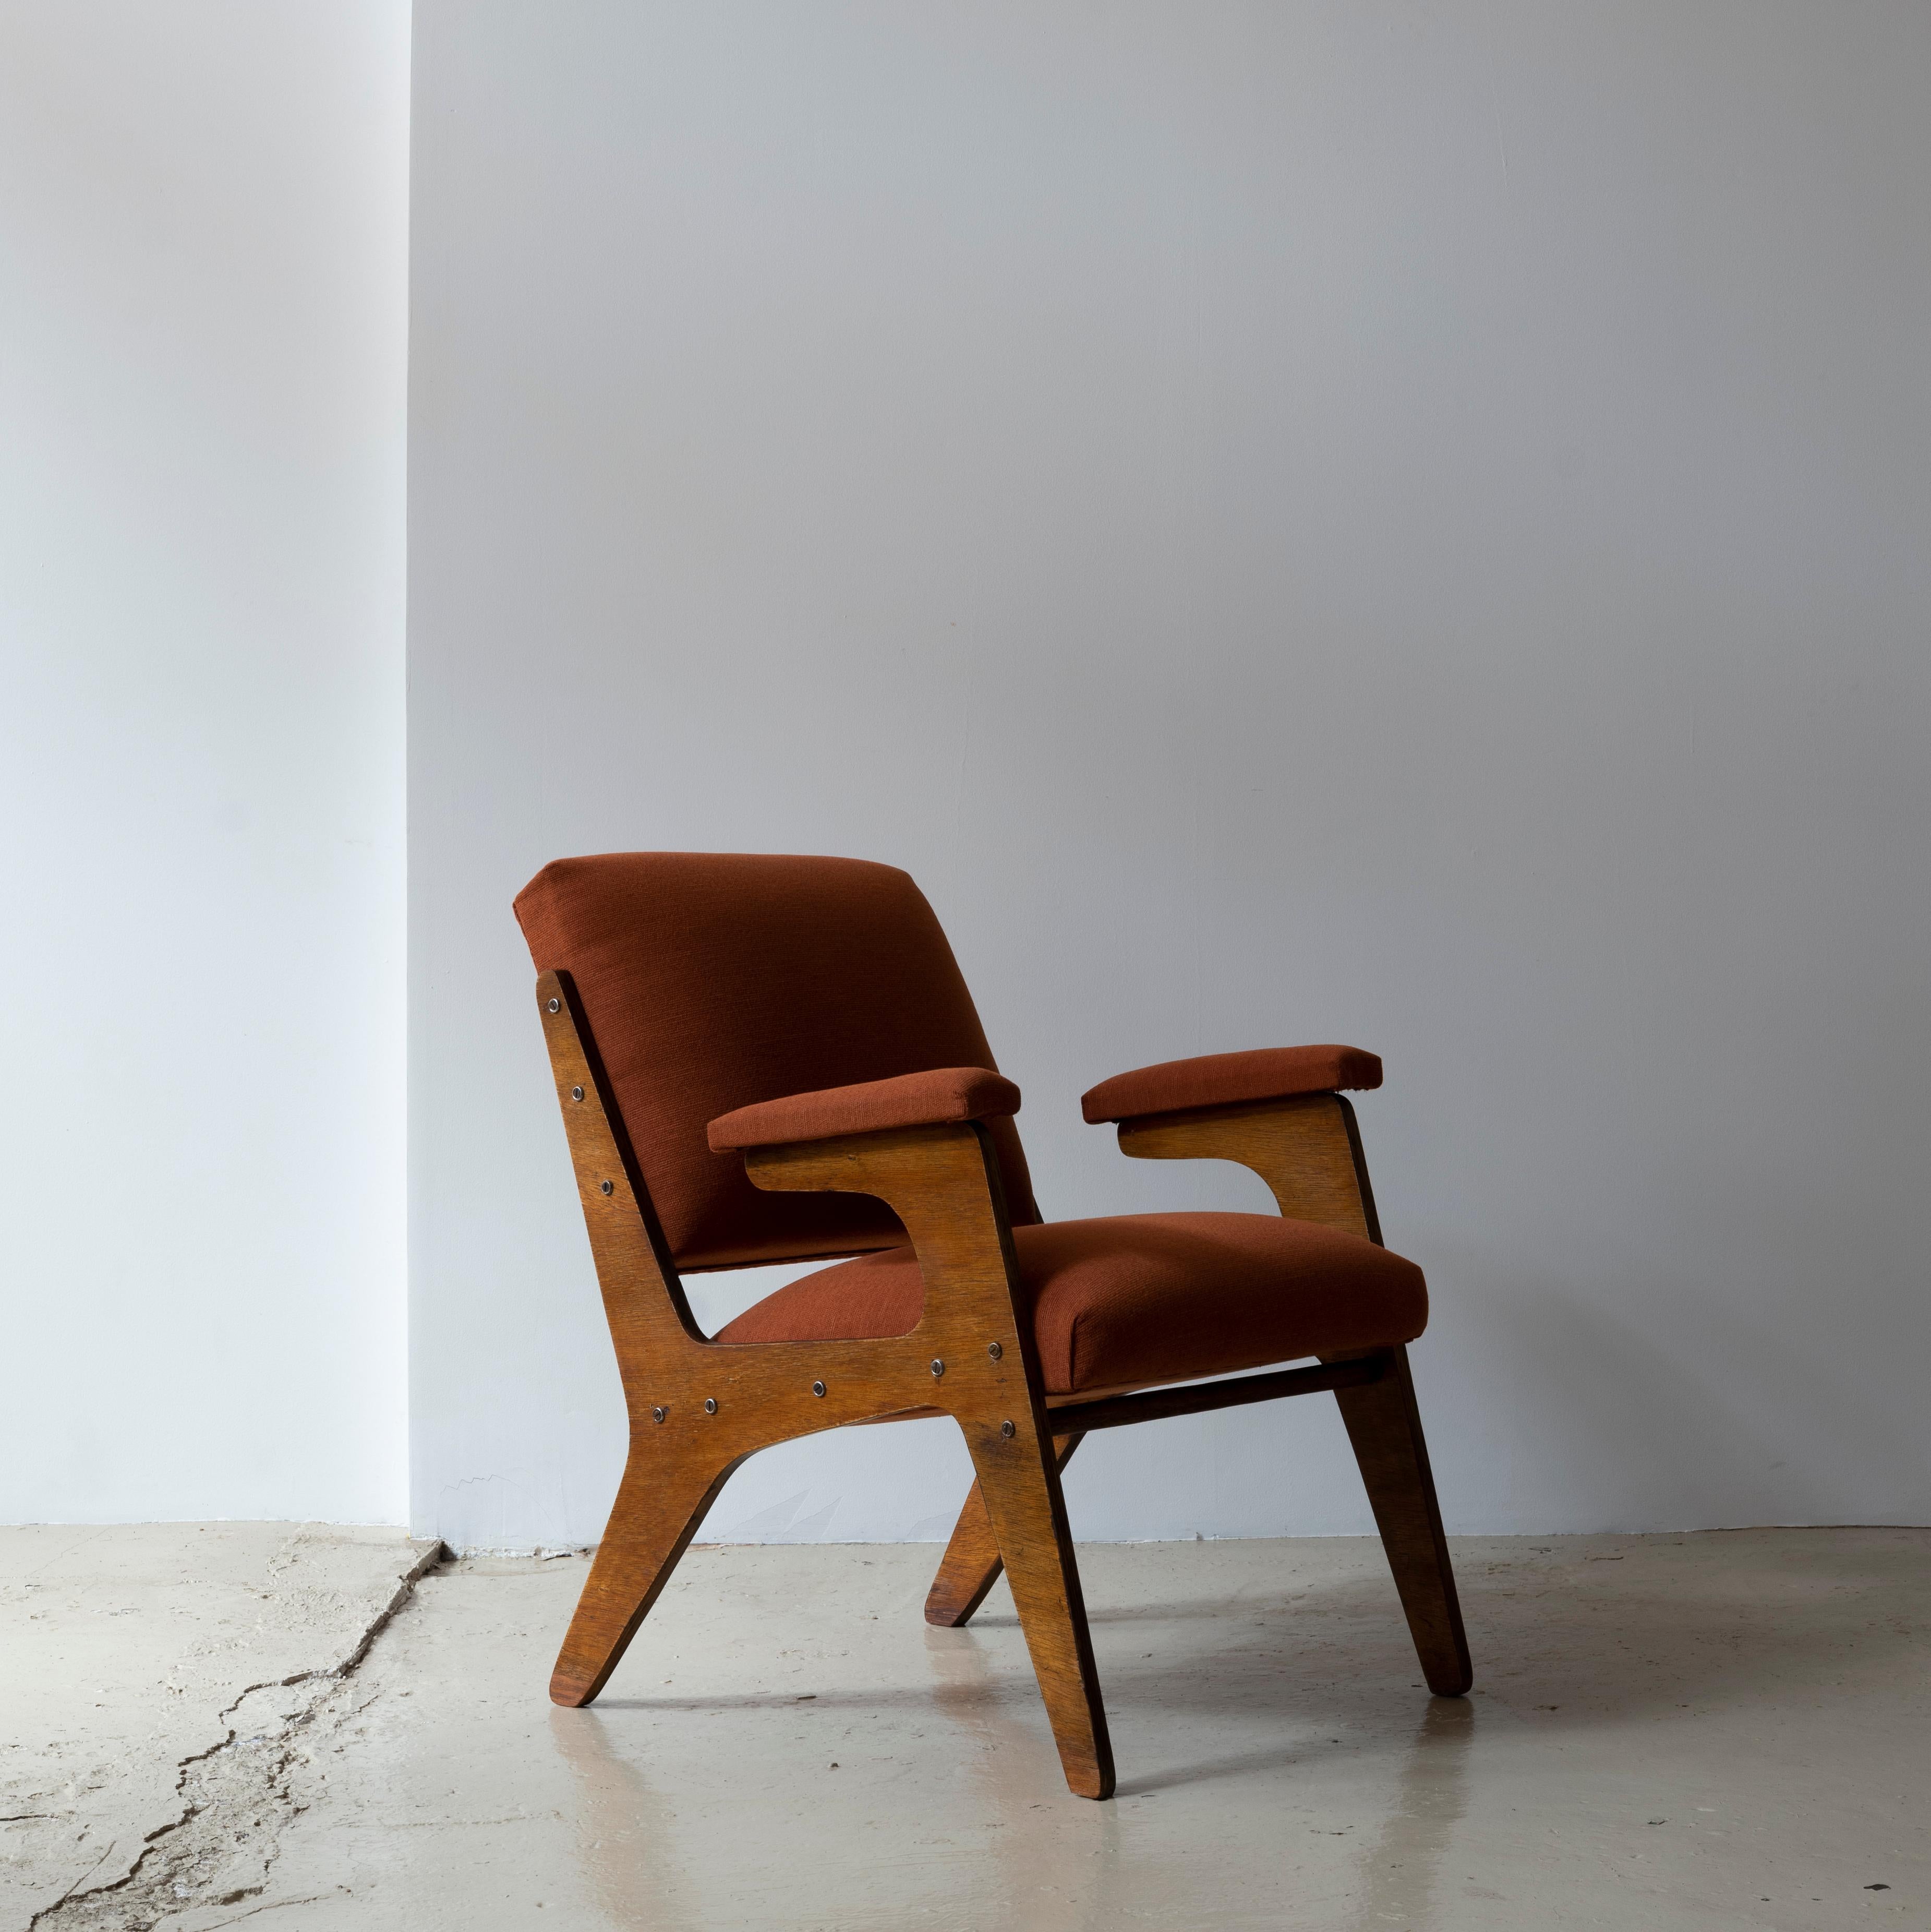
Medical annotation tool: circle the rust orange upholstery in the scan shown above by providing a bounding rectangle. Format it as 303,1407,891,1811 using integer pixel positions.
514,853,1041,1269
1081,1045,1383,1124
716,1211,1427,1395
708,1068,1021,1152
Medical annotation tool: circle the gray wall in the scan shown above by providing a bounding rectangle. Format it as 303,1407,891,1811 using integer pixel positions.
2,0,409,1525
409,2,1931,1551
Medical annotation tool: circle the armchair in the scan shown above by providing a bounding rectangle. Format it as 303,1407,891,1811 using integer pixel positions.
515,851,1468,1799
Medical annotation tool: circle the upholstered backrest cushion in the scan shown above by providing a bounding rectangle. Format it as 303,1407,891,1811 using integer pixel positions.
514,852,1040,1270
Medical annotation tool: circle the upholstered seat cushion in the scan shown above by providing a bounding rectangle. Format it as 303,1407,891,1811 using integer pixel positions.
714,1211,1427,1395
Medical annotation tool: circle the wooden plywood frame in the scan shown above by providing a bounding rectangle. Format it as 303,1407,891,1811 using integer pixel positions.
534,969,1469,1801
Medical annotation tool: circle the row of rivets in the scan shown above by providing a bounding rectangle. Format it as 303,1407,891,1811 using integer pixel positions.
552,995,1025,1430
653,1397,1007,1432
652,1389,1012,1426
643,1348,1011,1422
561,991,961,1436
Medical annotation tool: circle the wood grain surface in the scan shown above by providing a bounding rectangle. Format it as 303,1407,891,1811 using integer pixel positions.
536,969,1468,1803
536,970,1114,1796
1113,1087,1470,1694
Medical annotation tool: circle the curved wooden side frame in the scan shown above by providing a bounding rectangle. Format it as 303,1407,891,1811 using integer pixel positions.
1117,1090,1382,1238
535,970,1114,1798
1114,1089,1473,1698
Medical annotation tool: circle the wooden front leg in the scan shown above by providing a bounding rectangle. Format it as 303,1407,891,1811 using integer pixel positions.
1331,1346,1471,1695
551,1447,743,1707
746,1122,1116,1797
959,1414,1114,1798
926,1434,1084,1627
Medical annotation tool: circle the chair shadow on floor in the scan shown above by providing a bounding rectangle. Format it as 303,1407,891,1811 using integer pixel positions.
595,1530,1924,1766
550,1529,1929,1931
554,1640,1475,1932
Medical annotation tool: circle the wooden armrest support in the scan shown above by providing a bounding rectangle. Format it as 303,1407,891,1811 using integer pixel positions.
709,1067,1019,1151
742,1120,1038,1346
1080,1045,1381,1125
747,1119,1115,1798
1116,1093,1383,1243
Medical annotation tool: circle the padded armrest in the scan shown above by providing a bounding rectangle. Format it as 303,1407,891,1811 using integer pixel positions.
1080,1045,1382,1125
708,1066,1020,1152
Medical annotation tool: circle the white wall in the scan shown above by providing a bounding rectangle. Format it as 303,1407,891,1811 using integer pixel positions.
408,1,1931,1551
0,2,411,1524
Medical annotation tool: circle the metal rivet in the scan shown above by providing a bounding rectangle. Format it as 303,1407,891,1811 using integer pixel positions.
987,1341,1003,1361
930,1358,946,1378
812,1380,826,1398
599,1179,613,1196
652,1406,668,1424
704,1398,718,1415
1000,1419,1016,1438
571,1085,585,1102
547,997,561,1013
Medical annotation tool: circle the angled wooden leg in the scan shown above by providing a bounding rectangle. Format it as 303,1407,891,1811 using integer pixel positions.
926,1433,1084,1627
961,1417,1114,1798
1332,1346,1472,1696
550,1448,741,1707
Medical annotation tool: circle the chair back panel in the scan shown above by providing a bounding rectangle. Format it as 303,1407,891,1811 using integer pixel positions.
515,852,1040,1269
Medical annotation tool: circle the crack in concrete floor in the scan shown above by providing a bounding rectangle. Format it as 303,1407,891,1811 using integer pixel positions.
29,1544,442,1932
2,1528,440,1932
216,1530,1931,1930
8,1529,1928,1929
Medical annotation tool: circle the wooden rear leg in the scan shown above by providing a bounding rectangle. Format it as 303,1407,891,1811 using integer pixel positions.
551,1448,740,1707
926,1432,1084,1627
962,1416,1114,1798
1332,1346,1473,1696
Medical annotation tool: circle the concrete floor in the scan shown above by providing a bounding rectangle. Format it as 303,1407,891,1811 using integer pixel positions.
1,1524,436,1931
4,1527,1923,1930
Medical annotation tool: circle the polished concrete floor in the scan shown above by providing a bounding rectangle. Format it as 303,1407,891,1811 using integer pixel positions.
5,1526,1924,1930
